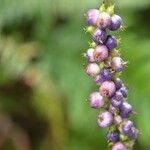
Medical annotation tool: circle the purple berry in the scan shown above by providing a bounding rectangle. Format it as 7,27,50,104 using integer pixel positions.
122,120,134,135
97,111,113,128
107,131,119,142
120,102,132,118
110,91,124,108
86,9,100,25
111,57,124,72
85,48,95,62
128,127,138,140
105,35,117,50
100,68,112,81
94,45,108,62
89,92,104,109
92,28,107,44
95,68,112,85
96,12,111,29
85,63,100,77
100,81,116,97
119,86,128,98
112,142,126,150
114,78,123,90
114,115,122,125
109,14,122,31
95,74,104,85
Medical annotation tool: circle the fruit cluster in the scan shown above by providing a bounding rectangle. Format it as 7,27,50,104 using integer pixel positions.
84,3,138,150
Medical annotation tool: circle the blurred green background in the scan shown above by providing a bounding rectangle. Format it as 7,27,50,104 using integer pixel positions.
0,0,150,150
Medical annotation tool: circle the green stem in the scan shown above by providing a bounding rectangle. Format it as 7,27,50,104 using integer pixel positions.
103,0,111,8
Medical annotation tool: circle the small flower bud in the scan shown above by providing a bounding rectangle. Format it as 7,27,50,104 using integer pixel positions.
85,26,95,34
85,48,95,62
109,14,122,31
96,12,111,29
122,120,134,135
120,102,132,118
105,35,117,50
110,91,124,108
111,57,124,72
94,45,108,62
119,86,128,98
100,81,116,97
98,111,113,128
107,131,119,142
89,92,104,109
85,63,100,77
86,9,100,25
114,78,123,90
92,28,107,44
112,142,127,150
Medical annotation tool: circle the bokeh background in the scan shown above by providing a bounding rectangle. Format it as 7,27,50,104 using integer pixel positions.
0,0,150,150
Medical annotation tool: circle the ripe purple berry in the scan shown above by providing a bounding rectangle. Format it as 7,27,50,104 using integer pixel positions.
110,91,124,108
89,92,104,109
119,86,128,98
107,131,119,142
95,68,112,85
92,28,107,44
100,68,112,81
120,102,132,118
105,35,117,50
94,45,108,62
97,111,113,128
85,63,100,77
96,12,111,29
112,142,126,150
86,9,100,25
128,127,138,140
111,57,124,72
114,78,123,90
122,120,134,135
100,81,116,97
109,14,122,31
85,48,95,62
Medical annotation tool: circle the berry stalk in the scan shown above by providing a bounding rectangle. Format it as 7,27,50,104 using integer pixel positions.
83,1,138,150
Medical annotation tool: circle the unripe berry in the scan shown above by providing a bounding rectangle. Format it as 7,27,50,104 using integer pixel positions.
89,92,104,109
120,102,132,118
107,131,119,142
94,45,108,62
85,63,100,77
112,142,126,150
96,12,111,29
92,28,107,44
105,35,117,50
97,111,113,128
85,48,95,62
86,9,100,25
111,57,124,72
100,81,116,97
109,14,122,31
110,91,124,108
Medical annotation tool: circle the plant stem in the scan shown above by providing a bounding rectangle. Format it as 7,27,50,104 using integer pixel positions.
103,0,111,8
